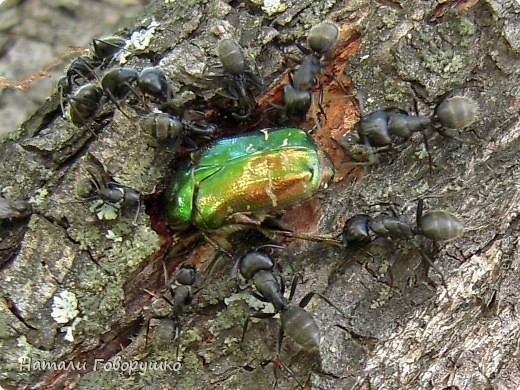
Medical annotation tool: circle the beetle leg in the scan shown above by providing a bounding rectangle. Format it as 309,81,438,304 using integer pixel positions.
227,212,263,226
201,231,233,254
277,229,343,246
190,166,225,229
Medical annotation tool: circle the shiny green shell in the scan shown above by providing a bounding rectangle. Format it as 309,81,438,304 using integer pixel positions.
166,128,333,230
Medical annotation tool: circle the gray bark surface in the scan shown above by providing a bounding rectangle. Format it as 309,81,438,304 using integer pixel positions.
0,0,147,136
1,0,519,389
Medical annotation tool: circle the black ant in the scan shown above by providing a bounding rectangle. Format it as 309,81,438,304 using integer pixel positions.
354,95,479,165
236,248,344,354
139,111,217,149
144,265,196,354
207,38,264,121
342,199,464,286
76,166,141,225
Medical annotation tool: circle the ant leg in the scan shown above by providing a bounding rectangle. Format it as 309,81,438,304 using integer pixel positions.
103,86,132,119
174,325,182,360
251,291,271,303
362,138,380,165
92,38,126,59
309,94,323,133
279,272,286,297
317,82,327,120
241,311,276,345
416,198,425,229
294,41,311,56
276,326,285,354
287,274,301,302
298,291,346,317
57,80,68,118
144,287,176,309
162,261,171,290
420,130,434,173
322,70,351,97
131,198,141,226
412,241,449,293
435,126,477,144
277,359,305,389
128,83,151,111
144,317,152,349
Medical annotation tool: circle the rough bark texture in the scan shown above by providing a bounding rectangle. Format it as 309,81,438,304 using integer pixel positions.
0,0,147,136
1,0,519,389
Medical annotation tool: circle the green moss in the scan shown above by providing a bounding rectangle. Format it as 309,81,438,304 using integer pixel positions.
456,16,476,36
197,274,237,307
74,225,105,252
488,49,499,62
378,260,390,277
0,335,54,383
415,145,431,160
382,11,399,29
208,300,247,337
180,349,204,372
383,78,412,103
179,327,203,347
76,367,132,390
101,221,160,274
370,287,393,309
409,181,430,198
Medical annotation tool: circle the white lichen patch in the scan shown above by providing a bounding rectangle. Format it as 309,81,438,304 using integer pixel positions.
260,0,286,16
223,291,249,306
28,187,49,207
60,317,81,342
51,290,79,324
105,229,123,242
247,295,276,315
90,200,120,220
116,20,160,64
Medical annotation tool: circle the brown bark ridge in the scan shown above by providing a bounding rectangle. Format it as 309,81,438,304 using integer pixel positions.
1,0,519,389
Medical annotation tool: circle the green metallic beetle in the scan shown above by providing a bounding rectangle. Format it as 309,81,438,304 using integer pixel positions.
165,128,334,230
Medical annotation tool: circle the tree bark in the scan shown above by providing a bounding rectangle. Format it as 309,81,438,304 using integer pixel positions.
1,0,519,389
